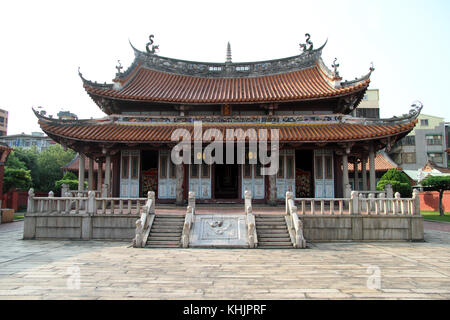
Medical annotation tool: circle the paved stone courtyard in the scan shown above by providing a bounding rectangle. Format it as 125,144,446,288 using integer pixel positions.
0,220,450,300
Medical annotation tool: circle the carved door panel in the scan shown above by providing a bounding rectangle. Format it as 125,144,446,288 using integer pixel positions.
276,150,295,199
120,150,140,198
241,163,265,199
314,150,334,198
189,164,211,199
158,151,176,199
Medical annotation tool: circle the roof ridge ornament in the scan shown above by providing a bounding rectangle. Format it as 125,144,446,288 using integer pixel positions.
299,33,313,52
146,34,159,54
115,60,123,76
226,42,232,63
331,58,340,78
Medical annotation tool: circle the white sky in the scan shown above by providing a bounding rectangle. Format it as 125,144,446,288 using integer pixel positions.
1,0,449,135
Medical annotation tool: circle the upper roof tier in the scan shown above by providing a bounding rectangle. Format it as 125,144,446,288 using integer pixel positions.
79,36,373,115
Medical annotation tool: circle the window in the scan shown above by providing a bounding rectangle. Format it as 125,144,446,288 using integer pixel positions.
428,152,443,164
201,164,209,178
244,163,252,179
131,156,139,179
160,155,167,178
401,153,416,164
420,119,429,126
277,156,284,178
190,164,199,178
400,135,416,146
121,156,129,179
315,156,323,179
286,156,294,179
324,156,333,179
426,135,442,146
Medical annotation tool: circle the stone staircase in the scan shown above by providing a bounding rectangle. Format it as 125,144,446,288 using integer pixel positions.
255,215,294,249
145,215,185,248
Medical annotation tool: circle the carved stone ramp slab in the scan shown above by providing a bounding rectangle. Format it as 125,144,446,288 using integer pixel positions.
189,215,248,248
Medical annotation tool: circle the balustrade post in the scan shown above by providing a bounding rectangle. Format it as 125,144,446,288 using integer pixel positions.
285,191,293,215
245,190,253,214
61,183,69,198
412,189,420,215
350,191,359,214
394,192,401,214
101,184,108,198
86,191,96,214
368,193,375,213
148,191,156,214
27,188,35,213
188,191,196,211
385,184,393,212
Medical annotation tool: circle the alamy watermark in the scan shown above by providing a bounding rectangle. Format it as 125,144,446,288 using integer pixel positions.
170,121,279,175
366,265,381,290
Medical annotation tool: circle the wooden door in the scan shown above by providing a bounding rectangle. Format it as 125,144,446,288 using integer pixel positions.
120,150,140,198
314,150,334,198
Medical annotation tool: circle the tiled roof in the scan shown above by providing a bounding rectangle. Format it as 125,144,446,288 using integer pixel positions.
83,64,369,104
63,154,104,172
348,152,399,172
39,119,416,144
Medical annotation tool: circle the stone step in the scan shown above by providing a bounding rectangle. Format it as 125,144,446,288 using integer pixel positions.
146,240,181,245
148,235,181,241
148,232,181,237
258,235,291,242
146,244,181,248
257,234,290,239
150,229,183,234
155,216,185,219
255,225,287,229
258,245,293,249
152,223,184,227
255,223,286,227
258,239,291,243
258,241,293,246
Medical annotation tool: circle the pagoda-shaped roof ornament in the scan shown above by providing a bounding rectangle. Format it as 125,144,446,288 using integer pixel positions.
146,34,159,54
226,42,232,63
115,60,123,76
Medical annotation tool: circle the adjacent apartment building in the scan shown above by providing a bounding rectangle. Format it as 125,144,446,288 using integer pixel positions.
0,109,8,136
389,114,447,170
0,132,54,153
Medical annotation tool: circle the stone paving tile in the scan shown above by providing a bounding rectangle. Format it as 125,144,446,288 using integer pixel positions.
1,220,450,299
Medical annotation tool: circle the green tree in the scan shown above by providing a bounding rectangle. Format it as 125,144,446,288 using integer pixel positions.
55,171,80,191
421,175,450,216
2,150,33,192
376,169,412,197
36,145,76,193
12,146,39,188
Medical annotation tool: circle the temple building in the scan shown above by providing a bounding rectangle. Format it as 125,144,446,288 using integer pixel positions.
34,35,421,204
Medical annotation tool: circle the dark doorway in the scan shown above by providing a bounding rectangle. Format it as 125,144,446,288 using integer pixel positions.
214,164,239,199
141,150,158,197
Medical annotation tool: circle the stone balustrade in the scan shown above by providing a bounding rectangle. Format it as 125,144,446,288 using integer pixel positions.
133,191,156,248
244,190,257,248
181,192,196,248
285,192,307,248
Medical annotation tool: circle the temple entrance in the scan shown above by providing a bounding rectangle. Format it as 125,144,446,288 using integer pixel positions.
214,164,239,199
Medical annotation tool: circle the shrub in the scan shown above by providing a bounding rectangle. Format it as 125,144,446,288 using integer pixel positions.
376,169,412,197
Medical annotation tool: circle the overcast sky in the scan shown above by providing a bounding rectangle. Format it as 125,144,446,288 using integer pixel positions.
1,0,449,135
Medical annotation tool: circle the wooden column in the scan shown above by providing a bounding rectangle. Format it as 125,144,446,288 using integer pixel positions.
78,153,85,191
353,159,359,190
105,155,111,196
369,144,376,191
342,153,349,195
268,174,277,205
361,156,368,191
97,159,103,191
88,157,94,190
176,164,184,205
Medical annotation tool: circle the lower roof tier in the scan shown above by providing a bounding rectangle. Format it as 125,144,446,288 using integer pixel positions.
38,117,417,144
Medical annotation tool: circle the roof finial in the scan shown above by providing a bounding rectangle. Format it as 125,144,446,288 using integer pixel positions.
370,61,375,72
226,42,232,63
332,58,340,78
299,33,313,52
146,34,159,54
115,60,123,76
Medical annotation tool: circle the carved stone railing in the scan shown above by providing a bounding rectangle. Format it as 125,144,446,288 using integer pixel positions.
181,192,196,248
27,188,149,215
244,190,257,248
293,197,350,215
133,191,155,248
353,190,420,216
285,192,306,248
